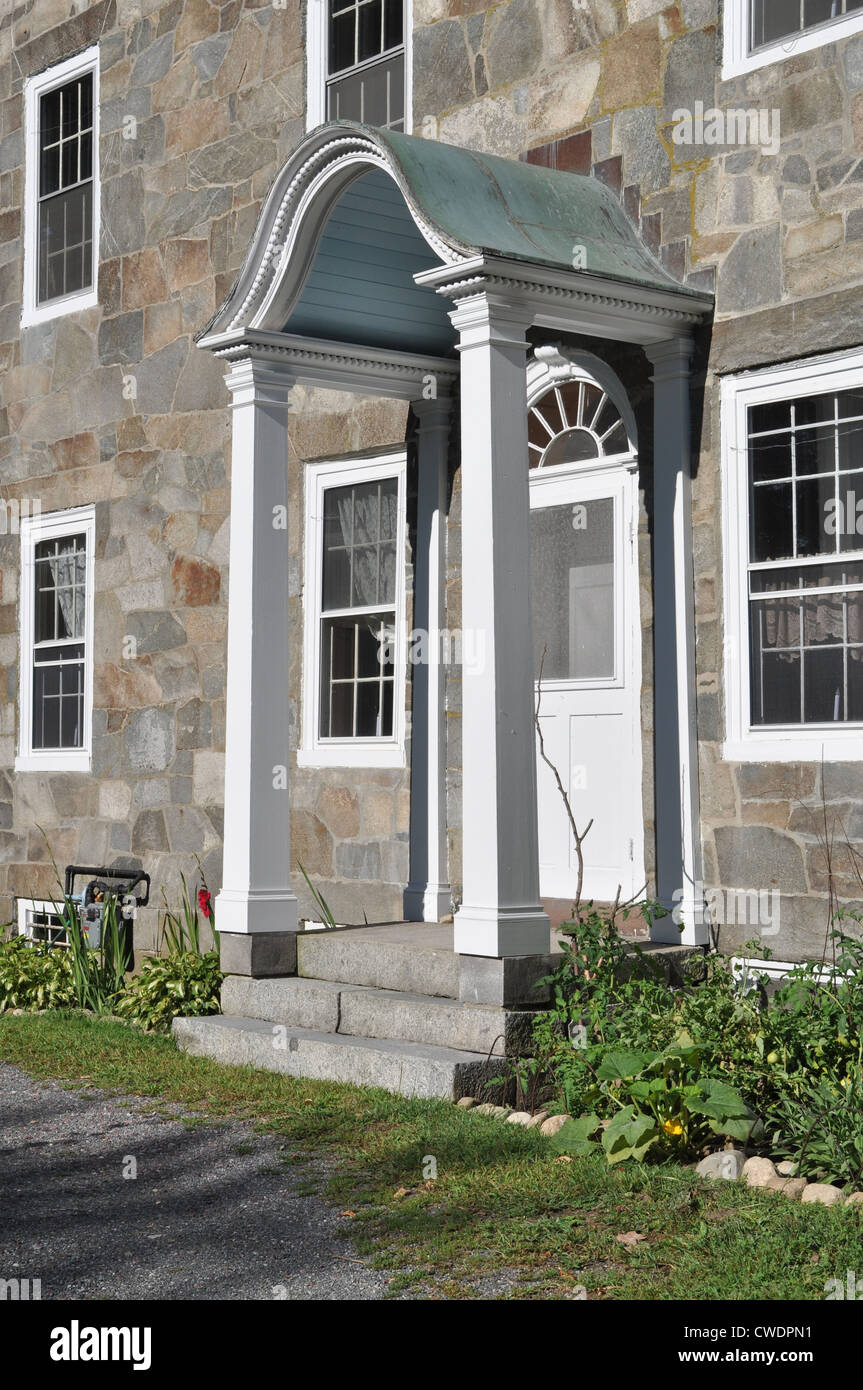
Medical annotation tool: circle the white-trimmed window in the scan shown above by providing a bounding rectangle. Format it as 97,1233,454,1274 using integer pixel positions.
22,46,100,327
721,350,863,761
723,0,863,77
300,453,407,768
306,0,409,131
17,505,95,772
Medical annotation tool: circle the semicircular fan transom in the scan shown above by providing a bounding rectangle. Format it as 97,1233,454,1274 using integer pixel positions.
528,379,629,470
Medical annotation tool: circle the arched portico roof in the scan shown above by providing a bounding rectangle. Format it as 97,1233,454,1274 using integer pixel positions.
197,122,711,360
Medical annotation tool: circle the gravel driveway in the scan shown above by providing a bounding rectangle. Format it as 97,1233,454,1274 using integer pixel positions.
0,1062,393,1301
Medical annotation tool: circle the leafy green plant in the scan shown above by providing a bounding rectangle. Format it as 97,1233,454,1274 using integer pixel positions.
114,950,223,1032
0,937,77,1013
767,1068,863,1187
160,864,217,956
551,1041,759,1163
64,892,128,1015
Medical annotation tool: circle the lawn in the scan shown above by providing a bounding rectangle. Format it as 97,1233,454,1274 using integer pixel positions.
1,1009,860,1301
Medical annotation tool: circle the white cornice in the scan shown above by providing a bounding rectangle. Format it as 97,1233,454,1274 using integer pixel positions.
206,329,458,400
416,256,711,347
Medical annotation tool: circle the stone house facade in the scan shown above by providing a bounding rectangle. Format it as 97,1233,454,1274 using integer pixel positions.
2,0,863,966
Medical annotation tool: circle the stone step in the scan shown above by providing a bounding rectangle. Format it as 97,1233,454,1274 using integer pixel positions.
296,924,460,997
221,974,538,1056
172,1015,508,1101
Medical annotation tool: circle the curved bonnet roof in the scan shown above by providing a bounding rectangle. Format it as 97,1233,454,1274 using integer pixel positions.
199,121,706,350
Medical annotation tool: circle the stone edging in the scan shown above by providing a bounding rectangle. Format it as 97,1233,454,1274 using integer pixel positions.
455,1098,863,1207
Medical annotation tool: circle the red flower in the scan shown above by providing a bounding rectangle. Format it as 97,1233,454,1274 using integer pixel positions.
198,887,211,918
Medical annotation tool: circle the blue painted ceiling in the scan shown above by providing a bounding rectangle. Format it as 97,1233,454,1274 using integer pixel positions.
284,167,456,357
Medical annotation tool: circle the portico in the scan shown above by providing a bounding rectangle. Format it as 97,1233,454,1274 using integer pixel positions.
196,120,714,969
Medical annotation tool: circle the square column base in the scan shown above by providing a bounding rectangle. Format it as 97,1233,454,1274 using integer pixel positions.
214,889,299,936
403,883,452,923
453,906,550,958
219,932,298,978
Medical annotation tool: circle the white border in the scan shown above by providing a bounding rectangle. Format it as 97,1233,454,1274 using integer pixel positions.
305,0,412,133
299,452,408,768
16,897,66,941
16,503,96,772
722,0,863,79
721,348,863,763
22,45,100,328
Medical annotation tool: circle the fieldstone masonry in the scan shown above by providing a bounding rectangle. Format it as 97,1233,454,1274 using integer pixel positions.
1,0,863,958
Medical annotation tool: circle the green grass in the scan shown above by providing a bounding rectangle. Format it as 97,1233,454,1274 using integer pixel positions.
1,1009,860,1300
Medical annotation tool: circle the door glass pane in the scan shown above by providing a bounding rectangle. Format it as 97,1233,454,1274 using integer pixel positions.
530,497,615,681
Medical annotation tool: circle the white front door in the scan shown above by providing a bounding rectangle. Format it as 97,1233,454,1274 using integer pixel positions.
530,461,644,904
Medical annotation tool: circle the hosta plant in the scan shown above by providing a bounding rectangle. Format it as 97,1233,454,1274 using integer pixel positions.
0,937,77,1013
114,951,223,1032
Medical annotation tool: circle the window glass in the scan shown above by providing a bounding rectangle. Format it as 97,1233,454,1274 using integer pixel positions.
326,0,405,129
31,533,88,750
530,498,615,682
319,478,399,739
750,0,863,51
747,392,863,725
37,72,94,305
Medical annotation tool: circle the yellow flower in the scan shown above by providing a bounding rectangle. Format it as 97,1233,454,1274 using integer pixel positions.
840,1076,851,1088
662,1119,683,1136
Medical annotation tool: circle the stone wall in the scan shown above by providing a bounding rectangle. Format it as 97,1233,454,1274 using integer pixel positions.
3,0,863,957
413,0,863,955
0,0,309,951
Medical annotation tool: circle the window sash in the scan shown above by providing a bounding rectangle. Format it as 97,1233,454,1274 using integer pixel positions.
325,0,405,129
749,0,863,52
746,392,863,726
318,475,399,740
18,507,95,767
37,74,94,305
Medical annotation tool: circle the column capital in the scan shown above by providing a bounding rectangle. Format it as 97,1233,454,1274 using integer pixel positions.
223,353,296,407
448,292,530,351
644,335,693,380
411,394,453,432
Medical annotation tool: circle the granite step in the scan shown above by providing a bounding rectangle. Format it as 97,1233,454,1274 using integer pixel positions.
220,973,539,1056
172,1014,508,1101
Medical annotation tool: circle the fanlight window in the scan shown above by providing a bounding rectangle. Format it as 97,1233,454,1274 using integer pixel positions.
528,378,629,470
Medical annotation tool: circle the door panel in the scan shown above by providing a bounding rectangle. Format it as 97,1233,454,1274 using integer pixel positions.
531,468,643,904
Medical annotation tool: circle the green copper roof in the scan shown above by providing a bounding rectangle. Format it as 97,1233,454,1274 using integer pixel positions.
198,121,710,351
362,124,701,298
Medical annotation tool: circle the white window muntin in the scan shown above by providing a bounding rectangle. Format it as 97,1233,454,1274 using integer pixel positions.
17,504,95,772
22,46,100,328
721,348,863,761
16,897,68,946
723,0,863,78
306,0,411,132
300,453,407,768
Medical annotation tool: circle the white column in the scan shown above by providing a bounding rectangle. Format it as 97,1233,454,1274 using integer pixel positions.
405,395,452,922
449,295,550,957
646,337,707,946
214,356,299,935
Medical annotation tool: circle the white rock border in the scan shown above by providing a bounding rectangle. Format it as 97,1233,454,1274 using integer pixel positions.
455,1099,863,1205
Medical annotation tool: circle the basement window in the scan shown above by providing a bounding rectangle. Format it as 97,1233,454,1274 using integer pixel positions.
22,46,99,327
17,505,95,773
